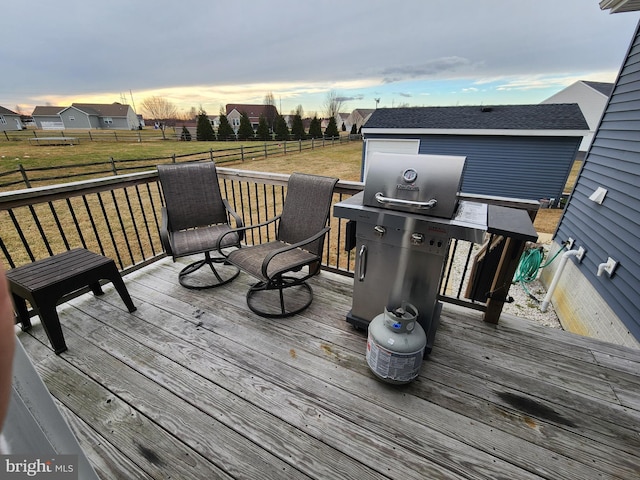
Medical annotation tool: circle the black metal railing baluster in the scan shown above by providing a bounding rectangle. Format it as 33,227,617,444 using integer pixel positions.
123,186,145,260
109,190,135,266
7,210,34,262
134,184,157,257
66,198,87,250
82,195,106,258
27,205,53,257
47,201,70,251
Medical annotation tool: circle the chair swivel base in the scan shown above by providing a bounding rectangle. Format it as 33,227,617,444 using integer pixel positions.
246,277,313,318
178,253,240,290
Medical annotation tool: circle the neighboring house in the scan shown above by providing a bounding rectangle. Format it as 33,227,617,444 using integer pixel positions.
540,2,640,349
361,104,588,203
207,115,220,130
336,112,351,132
59,103,139,130
349,109,374,131
32,103,139,130
541,80,613,153
225,104,279,134
0,106,24,131
32,106,65,130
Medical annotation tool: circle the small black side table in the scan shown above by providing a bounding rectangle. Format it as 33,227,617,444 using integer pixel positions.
7,248,137,354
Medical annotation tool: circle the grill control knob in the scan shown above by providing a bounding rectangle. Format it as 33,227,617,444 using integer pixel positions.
411,233,424,245
374,225,386,237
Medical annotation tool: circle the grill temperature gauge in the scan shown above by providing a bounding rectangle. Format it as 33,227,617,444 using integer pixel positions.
402,168,418,183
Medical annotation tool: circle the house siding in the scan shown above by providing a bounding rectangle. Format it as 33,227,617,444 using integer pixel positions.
0,114,22,131
549,20,640,346
363,133,580,201
60,107,93,129
541,81,611,151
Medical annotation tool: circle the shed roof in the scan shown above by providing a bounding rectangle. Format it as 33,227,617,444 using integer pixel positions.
0,106,19,115
363,104,588,132
32,106,65,116
68,103,132,117
582,81,615,97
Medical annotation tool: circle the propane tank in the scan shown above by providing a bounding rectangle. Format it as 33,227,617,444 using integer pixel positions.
366,303,427,384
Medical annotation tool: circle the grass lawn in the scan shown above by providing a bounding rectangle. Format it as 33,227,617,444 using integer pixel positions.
0,134,572,234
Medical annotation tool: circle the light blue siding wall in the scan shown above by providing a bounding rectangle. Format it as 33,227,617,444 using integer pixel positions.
556,22,640,340
364,133,580,201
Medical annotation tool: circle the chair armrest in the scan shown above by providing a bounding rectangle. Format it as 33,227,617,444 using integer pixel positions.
222,199,245,242
160,207,173,256
217,214,282,257
261,226,330,279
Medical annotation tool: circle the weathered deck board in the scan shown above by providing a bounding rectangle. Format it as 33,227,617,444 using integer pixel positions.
15,256,640,480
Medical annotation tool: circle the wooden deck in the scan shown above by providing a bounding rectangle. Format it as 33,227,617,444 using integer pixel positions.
16,256,640,479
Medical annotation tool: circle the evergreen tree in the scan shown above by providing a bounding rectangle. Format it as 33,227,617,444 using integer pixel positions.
256,114,271,141
180,125,192,141
324,117,339,138
341,122,346,132
196,110,215,141
350,123,357,134
274,115,290,141
308,116,322,139
237,112,255,140
217,114,235,141
290,114,306,140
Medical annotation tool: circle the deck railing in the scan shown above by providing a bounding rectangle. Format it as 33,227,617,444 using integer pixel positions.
0,164,538,324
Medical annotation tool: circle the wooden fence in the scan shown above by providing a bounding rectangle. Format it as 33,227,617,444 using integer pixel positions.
0,136,356,190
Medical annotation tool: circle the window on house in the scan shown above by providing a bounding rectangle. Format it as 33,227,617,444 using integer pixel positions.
232,118,240,127
0,116,6,125
69,116,75,121
103,117,113,125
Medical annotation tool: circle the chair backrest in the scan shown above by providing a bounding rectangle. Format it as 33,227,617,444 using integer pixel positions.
157,162,228,231
277,173,339,254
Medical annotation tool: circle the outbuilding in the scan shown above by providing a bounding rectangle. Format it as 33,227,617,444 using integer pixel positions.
361,104,588,204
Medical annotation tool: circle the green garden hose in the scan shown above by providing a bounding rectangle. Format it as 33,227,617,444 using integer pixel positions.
513,244,565,301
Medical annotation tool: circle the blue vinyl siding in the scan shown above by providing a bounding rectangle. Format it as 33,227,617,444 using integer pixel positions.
365,133,580,202
556,21,640,340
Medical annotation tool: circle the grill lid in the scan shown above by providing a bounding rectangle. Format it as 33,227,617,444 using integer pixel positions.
363,152,466,219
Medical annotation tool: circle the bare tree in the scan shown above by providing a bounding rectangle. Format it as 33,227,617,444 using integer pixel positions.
263,92,277,130
140,96,179,126
323,90,346,119
264,92,275,108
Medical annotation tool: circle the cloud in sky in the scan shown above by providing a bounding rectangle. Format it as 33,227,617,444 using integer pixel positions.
1,0,639,115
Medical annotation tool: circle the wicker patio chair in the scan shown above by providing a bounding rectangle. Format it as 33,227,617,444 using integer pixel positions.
157,162,243,289
218,172,338,318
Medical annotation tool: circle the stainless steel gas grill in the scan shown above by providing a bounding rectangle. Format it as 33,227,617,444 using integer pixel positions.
334,152,488,354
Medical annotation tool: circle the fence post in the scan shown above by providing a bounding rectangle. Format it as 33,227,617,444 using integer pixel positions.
3,131,8,141
137,131,142,142
299,139,302,152
110,157,118,175
61,131,66,138
241,145,244,162
264,143,268,159
114,131,118,142
311,138,314,149
171,153,176,163
88,131,93,141
33,131,38,138
209,149,214,162
283,141,287,155
18,164,31,188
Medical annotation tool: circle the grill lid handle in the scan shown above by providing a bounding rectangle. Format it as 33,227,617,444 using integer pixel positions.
374,192,438,210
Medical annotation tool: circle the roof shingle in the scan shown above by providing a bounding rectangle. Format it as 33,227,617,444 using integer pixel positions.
363,104,588,130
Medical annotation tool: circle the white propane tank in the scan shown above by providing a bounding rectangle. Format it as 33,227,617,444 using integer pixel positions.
366,303,427,384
